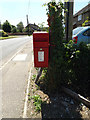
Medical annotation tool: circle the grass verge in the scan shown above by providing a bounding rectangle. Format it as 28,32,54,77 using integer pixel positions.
0,36,18,40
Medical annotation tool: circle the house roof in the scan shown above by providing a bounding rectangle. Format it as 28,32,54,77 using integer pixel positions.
73,3,90,17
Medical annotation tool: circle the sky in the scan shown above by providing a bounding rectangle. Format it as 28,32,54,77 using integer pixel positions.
0,0,89,27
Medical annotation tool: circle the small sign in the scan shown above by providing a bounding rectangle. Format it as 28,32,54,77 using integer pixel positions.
38,51,44,62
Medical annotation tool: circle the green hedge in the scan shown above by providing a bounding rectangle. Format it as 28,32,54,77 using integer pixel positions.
63,41,89,96
42,41,89,96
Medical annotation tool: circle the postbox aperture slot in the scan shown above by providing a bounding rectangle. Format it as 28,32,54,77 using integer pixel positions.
34,38,48,42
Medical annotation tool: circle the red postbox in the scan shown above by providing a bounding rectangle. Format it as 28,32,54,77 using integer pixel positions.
33,32,49,67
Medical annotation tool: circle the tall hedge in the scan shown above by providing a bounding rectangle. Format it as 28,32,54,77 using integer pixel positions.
45,1,65,91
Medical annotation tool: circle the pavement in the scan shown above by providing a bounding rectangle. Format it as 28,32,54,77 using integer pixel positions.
1,39,33,118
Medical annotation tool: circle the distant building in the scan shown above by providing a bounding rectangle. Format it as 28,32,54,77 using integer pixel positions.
73,3,90,29
26,23,41,32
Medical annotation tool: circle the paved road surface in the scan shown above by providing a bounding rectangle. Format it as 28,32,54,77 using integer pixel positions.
0,36,33,118
0,36,32,64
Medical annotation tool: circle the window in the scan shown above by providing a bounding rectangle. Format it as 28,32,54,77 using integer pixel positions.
78,15,82,21
83,29,90,36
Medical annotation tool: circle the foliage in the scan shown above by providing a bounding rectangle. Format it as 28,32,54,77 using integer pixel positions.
63,41,89,96
38,22,45,29
23,27,28,33
38,22,48,31
11,25,17,33
44,1,65,90
30,95,42,112
0,36,17,40
42,1,89,96
2,20,11,33
42,39,89,96
82,17,90,26
17,21,24,33
24,26,33,35
0,30,8,37
32,75,36,81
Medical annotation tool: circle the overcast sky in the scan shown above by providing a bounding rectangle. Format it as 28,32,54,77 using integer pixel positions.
0,0,89,27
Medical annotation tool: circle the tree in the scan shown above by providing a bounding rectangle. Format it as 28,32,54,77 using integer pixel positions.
17,22,24,32
11,25,17,33
2,20,11,32
44,1,65,91
38,22,45,31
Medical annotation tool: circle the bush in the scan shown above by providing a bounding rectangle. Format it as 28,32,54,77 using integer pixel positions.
0,30,8,37
42,41,89,96
63,41,89,96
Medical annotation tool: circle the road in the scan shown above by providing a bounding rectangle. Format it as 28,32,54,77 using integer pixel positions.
0,36,32,65
0,36,33,118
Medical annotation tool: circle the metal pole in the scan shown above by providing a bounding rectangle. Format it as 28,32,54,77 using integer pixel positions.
65,1,74,42
0,21,1,29
26,15,30,35
66,2,69,42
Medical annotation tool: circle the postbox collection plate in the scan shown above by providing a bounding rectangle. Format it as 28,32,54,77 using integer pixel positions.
38,51,44,62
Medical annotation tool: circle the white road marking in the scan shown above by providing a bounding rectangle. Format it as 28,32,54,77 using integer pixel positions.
23,67,32,118
13,54,27,61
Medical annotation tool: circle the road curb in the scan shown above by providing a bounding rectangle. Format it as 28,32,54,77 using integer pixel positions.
23,66,32,118
23,37,34,118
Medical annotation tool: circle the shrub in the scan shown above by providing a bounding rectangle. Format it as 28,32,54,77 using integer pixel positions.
0,30,8,37
42,40,89,96
63,41,89,96
31,95,43,112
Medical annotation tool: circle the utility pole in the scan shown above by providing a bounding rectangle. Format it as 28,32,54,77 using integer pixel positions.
64,1,74,42
0,21,1,37
26,15,29,25
0,21,1,29
26,15,30,35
